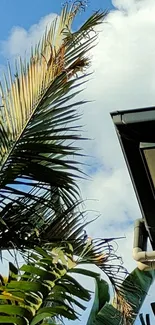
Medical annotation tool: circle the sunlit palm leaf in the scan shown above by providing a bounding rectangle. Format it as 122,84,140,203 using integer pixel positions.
0,237,127,324
0,245,91,324
0,2,107,249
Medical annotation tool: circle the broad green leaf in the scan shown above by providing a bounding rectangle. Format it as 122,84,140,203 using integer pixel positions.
119,268,155,317
87,277,110,325
87,268,155,325
90,303,123,325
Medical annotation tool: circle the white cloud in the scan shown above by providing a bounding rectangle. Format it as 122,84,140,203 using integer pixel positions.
77,0,155,253
1,1,155,323
1,13,57,58
80,0,155,322
82,0,155,165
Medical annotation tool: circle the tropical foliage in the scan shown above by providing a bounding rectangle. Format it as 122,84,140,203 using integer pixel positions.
0,1,129,324
0,0,103,251
0,238,125,325
87,268,155,325
0,245,91,324
0,1,154,324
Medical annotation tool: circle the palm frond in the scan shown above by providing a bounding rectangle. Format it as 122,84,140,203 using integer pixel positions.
0,238,127,325
0,197,127,297
0,245,91,324
84,268,155,325
74,235,127,291
112,268,155,324
0,3,107,250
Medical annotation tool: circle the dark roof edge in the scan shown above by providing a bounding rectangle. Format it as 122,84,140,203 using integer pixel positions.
110,106,155,125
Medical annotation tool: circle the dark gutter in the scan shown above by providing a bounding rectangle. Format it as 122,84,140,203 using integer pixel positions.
111,106,155,124
111,106,155,248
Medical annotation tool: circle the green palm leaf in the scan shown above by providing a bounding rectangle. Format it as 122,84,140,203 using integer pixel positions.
0,3,129,324
0,246,91,324
0,197,126,297
0,237,127,325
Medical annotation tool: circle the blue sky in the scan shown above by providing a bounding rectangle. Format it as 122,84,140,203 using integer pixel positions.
0,0,155,324
0,0,113,40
